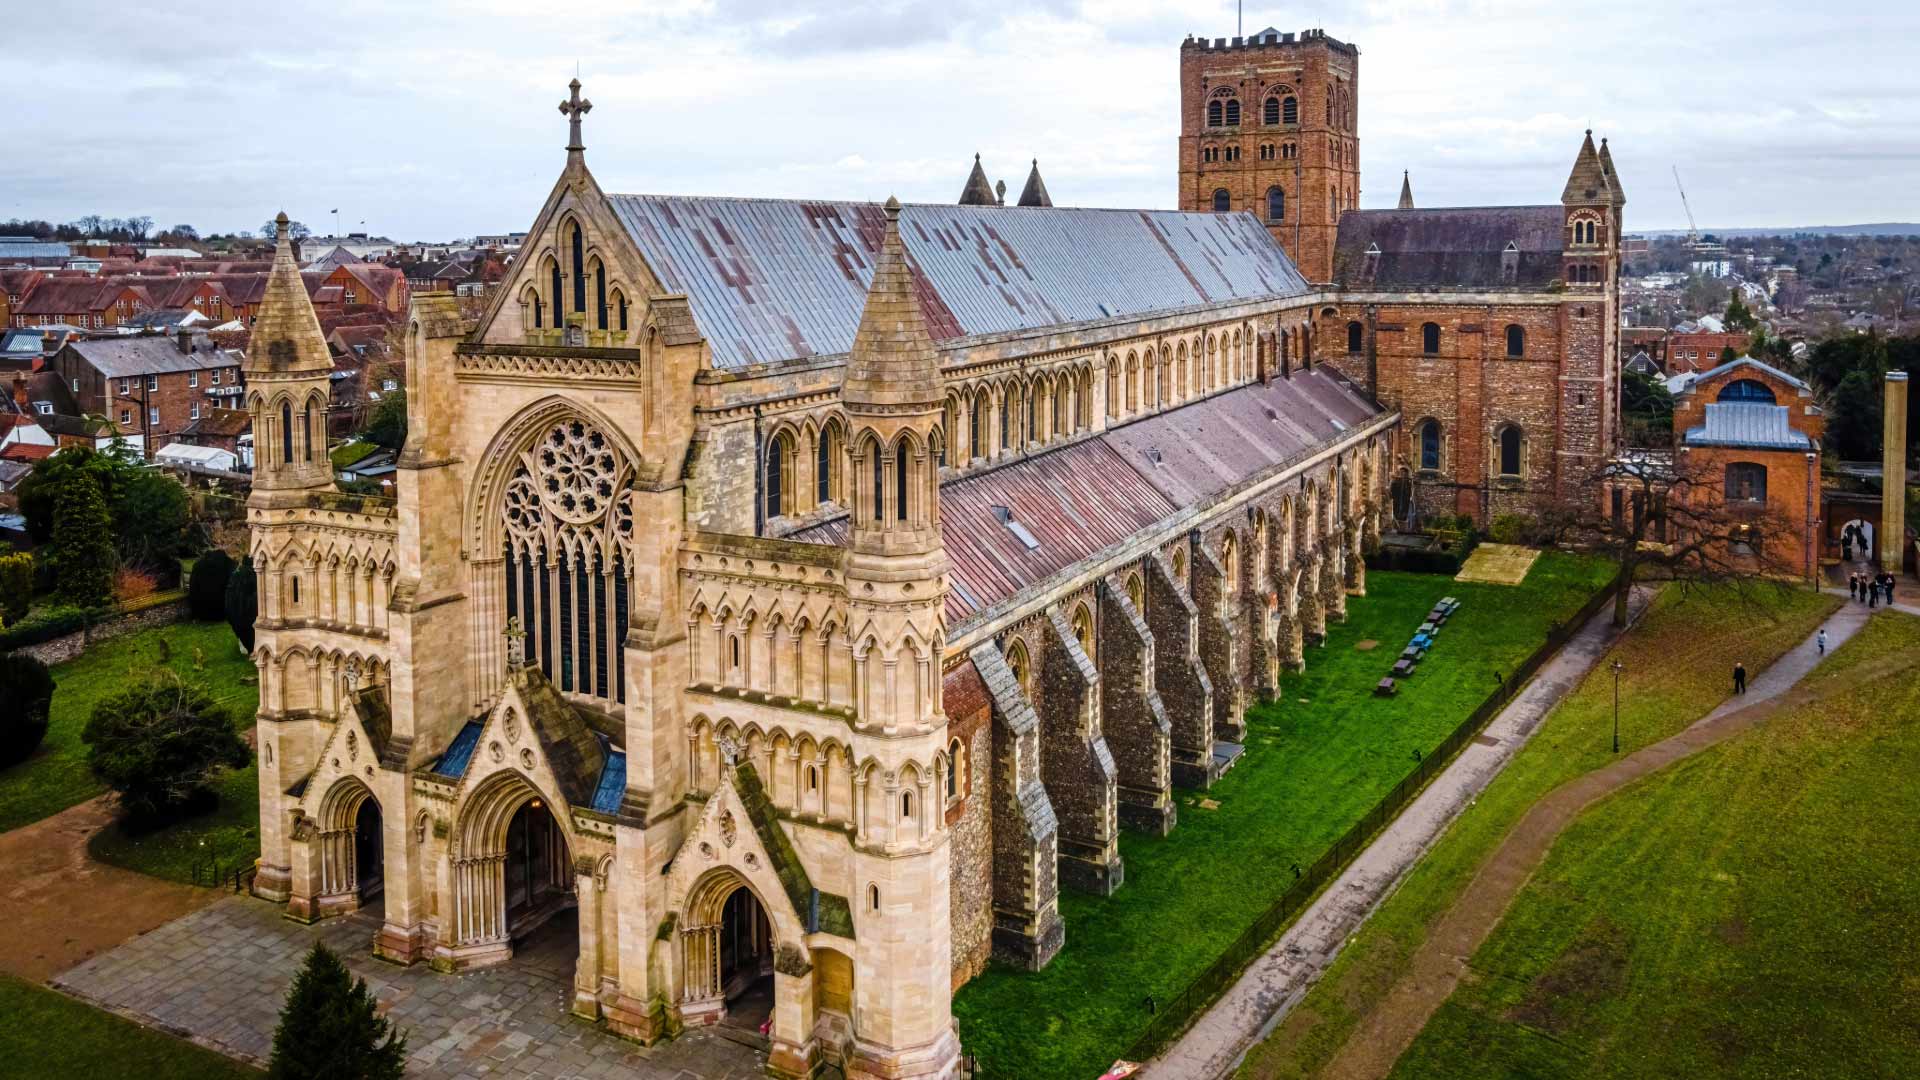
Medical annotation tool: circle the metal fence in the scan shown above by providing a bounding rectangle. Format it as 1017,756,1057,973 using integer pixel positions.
188,858,258,895
969,571,1622,1074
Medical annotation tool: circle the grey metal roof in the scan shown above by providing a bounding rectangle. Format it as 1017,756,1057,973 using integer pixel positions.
0,239,71,260
1683,402,1813,452
1332,206,1566,288
66,335,242,377
606,196,1309,369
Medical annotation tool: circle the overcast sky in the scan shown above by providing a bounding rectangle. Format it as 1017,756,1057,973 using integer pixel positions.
7,1,1916,240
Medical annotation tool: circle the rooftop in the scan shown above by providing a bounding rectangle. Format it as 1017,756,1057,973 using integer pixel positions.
605,196,1309,369
1333,206,1567,289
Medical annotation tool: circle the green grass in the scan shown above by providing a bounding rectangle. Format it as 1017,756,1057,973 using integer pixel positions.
0,974,260,1079
0,621,259,835
1237,582,1844,1080
1384,610,1920,1079
329,439,377,469
953,552,1617,1079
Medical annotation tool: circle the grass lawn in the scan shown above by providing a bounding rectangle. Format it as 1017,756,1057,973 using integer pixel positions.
0,974,260,1079
1237,582,1844,1080
1384,610,1920,1079
0,620,259,835
953,552,1616,1079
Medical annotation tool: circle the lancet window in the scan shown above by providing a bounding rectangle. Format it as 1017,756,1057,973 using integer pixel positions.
501,417,636,705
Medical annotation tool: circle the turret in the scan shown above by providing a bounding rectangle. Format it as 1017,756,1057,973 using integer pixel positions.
1397,170,1414,210
958,154,996,206
245,211,336,499
1018,159,1054,207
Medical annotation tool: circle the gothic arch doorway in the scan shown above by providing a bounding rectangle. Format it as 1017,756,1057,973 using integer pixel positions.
447,772,578,969
679,870,776,1028
316,777,381,916
1841,518,1874,562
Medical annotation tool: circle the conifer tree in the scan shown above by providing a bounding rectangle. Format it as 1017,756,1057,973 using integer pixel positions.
225,558,257,652
48,470,115,607
268,943,406,1080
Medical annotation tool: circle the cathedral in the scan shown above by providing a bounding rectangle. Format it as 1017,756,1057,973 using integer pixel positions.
245,28,1619,1080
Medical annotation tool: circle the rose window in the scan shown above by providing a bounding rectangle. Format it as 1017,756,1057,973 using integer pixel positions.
536,420,619,523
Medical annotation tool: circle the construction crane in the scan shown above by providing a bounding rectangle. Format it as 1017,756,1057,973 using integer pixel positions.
1672,165,1699,246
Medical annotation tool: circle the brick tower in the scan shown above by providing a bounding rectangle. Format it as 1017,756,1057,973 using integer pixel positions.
1178,27,1361,282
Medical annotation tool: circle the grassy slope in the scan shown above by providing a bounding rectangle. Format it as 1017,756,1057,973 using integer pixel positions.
954,553,1615,1079
0,974,260,1079
1237,583,1844,1079
1386,611,1920,1079
0,621,259,834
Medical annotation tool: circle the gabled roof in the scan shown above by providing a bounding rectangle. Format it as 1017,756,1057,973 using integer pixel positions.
1683,354,1810,394
1683,402,1813,452
1333,206,1565,288
65,334,240,377
16,278,141,315
606,195,1310,369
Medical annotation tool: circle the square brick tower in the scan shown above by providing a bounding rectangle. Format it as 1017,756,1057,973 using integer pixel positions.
1178,28,1360,283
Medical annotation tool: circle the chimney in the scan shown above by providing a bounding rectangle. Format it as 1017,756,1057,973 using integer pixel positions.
177,328,193,354
11,373,24,410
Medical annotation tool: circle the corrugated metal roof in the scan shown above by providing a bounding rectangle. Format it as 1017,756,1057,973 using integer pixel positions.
607,196,1309,369
1686,354,1810,393
0,239,71,260
792,368,1382,626
1683,402,1813,451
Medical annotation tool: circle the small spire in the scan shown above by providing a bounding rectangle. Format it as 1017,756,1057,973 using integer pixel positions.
843,197,942,409
959,153,996,206
1560,129,1610,206
1018,159,1053,207
1396,170,1414,210
1597,137,1626,207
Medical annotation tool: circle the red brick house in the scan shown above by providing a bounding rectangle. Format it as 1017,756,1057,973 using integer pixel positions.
1664,330,1751,374
10,278,153,329
50,330,247,456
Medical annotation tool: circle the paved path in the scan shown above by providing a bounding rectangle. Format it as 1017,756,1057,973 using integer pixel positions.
0,794,221,982
55,896,765,1078
1316,602,1908,1080
1145,587,1654,1080
1823,583,1920,618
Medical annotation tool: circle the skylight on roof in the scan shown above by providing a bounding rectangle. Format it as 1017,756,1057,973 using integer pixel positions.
1145,448,1163,465
990,505,1041,550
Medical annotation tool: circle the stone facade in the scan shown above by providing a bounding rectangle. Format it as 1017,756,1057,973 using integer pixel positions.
246,64,1407,1079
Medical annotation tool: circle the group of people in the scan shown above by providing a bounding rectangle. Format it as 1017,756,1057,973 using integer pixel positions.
1848,571,1899,608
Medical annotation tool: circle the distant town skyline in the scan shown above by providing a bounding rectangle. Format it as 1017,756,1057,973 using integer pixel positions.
6,1,1916,241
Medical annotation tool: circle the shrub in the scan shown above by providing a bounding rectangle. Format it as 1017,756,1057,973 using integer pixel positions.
188,550,236,621
268,943,407,1080
0,551,32,627
47,469,117,607
81,672,250,820
0,654,55,767
1488,513,1537,546
0,604,103,651
113,565,159,604
225,559,257,653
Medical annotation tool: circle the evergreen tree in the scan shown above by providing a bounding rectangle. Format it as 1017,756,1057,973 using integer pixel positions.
82,671,248,819
0,551,32,626
268,943,406,1080
1724,292,1759,331
225,558,257,652
1827,369,1884,462
188,549,236,621
48,470,116,607
0,654,55,767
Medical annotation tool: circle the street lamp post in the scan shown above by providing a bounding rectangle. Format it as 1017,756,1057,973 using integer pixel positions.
1611,658,1624,753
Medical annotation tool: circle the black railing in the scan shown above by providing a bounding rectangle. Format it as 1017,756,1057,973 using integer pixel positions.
189,858,259,894
963,569,1622,1075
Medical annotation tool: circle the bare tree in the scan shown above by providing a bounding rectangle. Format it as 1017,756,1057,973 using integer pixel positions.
1538,452,1801,627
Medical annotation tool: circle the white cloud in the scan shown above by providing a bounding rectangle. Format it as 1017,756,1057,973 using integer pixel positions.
2,0,1916,236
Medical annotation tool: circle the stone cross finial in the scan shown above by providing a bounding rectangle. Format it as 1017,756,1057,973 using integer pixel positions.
559,78,592,151
717,734,740,767
505,616,528,669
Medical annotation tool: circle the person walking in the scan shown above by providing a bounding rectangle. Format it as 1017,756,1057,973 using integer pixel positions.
1889,576,1898,605
1733,661,1747,695
1818,628,1827,656
1850,574,1860,600
1870,579,1880,609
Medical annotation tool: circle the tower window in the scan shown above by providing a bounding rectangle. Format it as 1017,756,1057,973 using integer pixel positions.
1347,321,1363,354
280,399,292,464
570,222,586,312
1213,188,1231,213
1207,100,1222,127
1506,324,1525,358
1224,98,1240,126
895,440,909,521
1282,96,1298,124
871,447,884,521
1422,322,1441,354
1266,186,1285,222
1418,419,1443,471
1263,97,1280,125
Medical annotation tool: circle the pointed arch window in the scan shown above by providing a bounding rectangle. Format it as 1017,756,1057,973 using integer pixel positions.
766,431,793,519
302,401,314,462
549,261,563,328
594,259,608,330
280,399,292,465
895,439,909,521
817,422,842,505
570,222,586,312
1418,419,1443,471
870,442,884,522
615,290,628,331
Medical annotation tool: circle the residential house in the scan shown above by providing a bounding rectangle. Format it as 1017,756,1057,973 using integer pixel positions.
174,405,251,465
10,277,152,329
50,330,245,455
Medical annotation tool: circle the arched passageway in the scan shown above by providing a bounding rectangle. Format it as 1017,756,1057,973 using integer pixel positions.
679,870,776,1028
352,797,383,903
315,777,381,915
446,773,579,969
505,799,573,938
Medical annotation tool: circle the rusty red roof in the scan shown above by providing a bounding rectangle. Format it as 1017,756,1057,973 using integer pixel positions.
607,196,1309,370
793,368,1382,627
